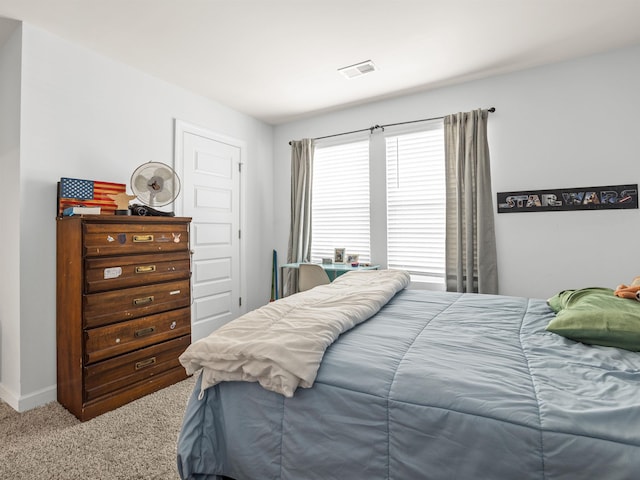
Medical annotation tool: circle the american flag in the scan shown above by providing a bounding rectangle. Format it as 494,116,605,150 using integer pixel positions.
57,177,126,216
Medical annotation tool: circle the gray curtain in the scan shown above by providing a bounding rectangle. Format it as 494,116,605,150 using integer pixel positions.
444,109,498,294
285,139,315,296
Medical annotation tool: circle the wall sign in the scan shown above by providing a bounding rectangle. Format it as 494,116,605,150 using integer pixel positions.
497,184,638,213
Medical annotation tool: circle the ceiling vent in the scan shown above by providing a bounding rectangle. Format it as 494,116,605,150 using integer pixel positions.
338,60,377,79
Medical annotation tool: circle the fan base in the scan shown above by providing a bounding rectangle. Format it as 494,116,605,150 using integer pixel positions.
130,204,175,217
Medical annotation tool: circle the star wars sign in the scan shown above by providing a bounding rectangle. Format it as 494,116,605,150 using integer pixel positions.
497,184,638,213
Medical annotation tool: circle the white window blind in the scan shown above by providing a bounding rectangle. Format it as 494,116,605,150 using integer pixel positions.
311,140,370,263
386,125,445,279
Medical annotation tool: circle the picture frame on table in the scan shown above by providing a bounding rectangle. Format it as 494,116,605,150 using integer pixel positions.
346,254,359,266
334,248,345,264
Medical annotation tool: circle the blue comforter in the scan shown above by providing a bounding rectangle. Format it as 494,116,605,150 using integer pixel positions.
177,289,640,479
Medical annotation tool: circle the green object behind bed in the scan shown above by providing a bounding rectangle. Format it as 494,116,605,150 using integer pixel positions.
546,287,640,351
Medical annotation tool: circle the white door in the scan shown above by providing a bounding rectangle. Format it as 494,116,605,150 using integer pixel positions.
174,120,244,341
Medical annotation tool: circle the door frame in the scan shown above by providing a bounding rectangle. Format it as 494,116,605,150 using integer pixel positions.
173,118,248,326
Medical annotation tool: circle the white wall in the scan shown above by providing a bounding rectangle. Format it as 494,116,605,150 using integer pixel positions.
274,44,640,300
0,23,275,410
0,21,21,406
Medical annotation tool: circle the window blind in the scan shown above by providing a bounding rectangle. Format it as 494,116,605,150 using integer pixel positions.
385,125,445,279
311,140,371,263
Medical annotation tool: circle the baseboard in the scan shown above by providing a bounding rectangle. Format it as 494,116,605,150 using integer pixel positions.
0,382,57,412
0,382,19,410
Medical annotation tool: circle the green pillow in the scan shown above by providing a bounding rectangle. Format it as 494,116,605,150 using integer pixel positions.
546,287,640,351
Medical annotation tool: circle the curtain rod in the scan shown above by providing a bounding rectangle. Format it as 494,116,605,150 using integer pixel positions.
289,107,495,145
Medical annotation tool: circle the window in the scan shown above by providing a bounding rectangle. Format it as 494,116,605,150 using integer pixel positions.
386,126,445,279
311,120,445,285
311,139,370,263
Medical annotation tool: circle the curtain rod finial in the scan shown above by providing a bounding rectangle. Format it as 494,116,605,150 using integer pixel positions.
488,107,496,113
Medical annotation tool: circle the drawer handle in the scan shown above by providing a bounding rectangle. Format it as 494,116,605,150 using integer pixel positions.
135,357,156,370
133,295,154,306
134,326,156,337
135,265,157,274
133,234,154,243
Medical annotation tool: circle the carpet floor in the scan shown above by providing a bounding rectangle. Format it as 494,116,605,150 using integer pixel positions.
0,377,195,480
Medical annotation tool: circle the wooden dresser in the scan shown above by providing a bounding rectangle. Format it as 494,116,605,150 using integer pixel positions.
56,215,192,421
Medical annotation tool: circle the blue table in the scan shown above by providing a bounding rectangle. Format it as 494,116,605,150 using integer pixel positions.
280,262,380,297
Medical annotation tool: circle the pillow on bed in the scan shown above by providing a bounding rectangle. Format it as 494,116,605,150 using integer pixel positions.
546,287,640,351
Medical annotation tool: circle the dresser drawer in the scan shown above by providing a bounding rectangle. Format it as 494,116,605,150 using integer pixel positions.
84,279,190,328
85,307,191,364
84,335,190,402
84,251,190,293
83,222,189,257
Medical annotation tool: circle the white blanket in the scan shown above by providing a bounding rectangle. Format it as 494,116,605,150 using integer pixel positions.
179,269,410,397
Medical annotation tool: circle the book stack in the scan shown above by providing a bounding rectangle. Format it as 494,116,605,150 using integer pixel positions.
62,206,101,216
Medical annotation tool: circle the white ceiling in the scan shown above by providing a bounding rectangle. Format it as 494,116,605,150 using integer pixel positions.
1,0,640,125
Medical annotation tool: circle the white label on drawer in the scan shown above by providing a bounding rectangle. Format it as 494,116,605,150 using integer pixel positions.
169,290,181,295
104,267,122,279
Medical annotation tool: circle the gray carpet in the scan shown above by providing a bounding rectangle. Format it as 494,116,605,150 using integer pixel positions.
0,377,195,480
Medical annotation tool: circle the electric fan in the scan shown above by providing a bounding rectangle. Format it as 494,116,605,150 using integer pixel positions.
129,161,181,216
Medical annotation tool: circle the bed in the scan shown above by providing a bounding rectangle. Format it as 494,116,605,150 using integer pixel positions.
176,270,640,480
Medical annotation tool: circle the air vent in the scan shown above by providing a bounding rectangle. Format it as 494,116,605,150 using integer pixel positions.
338,60,377,79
